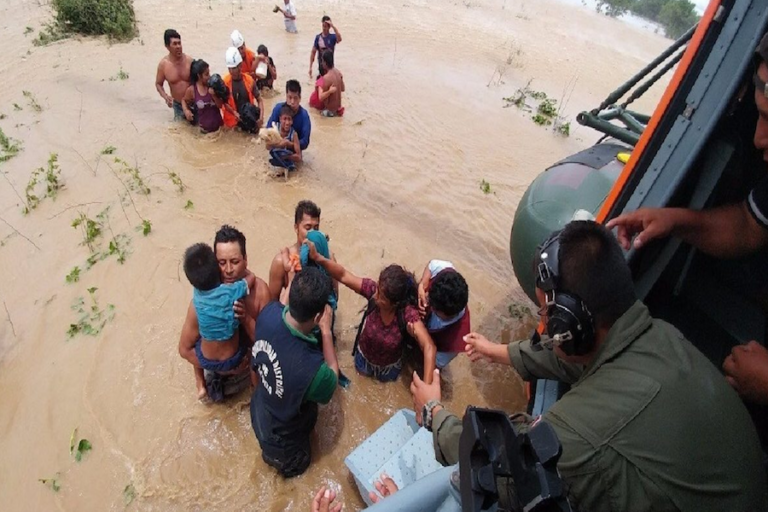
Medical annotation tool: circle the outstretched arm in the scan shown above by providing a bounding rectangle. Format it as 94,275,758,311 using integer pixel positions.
409,320,436,384
306,240,364,294
606,203,768,258
417,262,432,317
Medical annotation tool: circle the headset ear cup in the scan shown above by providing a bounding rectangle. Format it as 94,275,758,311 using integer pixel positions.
547,293,595,356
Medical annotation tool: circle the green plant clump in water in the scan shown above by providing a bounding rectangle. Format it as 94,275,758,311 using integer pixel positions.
537,98,558,118
532,113,553,126
65,266,81,283
51,0,137,40
67,287,115,338
184,199,194,210
24,153,62,214
168,171,185,193
13,103,22,111
556,121,571,137
22,90,43,112
24,26,34,35
33,23,68,46
72,211,103,252
109,67,130,81
123,484,137,505
101,145,116,155
114,157,150,195
39,475,61,492
139,219,151,236
0,128,22,163
480,179,492,194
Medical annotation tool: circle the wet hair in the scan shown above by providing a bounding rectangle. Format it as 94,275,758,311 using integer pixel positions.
558,221,636,328
190,59,209,84
213,224,247,258
429,271,469,317
294,200,321,224
378,265,418,311
286,79,302,96
289,267,332,322
257,44,269,56
183,243,220,291
164,29,180,46
321,50,334,69
279,104,294,118
321,15,331,22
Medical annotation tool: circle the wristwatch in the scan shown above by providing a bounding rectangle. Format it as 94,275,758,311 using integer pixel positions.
422,399,443,432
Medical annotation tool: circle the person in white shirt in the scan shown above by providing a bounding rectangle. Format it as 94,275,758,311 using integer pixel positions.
275,0,298,34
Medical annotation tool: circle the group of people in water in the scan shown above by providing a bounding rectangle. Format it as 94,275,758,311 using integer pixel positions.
179,200,472,481
155,14,344,174
166,18,768,511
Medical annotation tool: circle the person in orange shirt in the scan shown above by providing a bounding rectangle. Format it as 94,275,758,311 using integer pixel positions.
222,47,264,132
231,30,262,81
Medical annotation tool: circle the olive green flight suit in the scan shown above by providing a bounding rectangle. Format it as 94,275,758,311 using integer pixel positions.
432,301,767,512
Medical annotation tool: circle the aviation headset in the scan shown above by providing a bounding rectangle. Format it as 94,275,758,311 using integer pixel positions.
534,231,596,356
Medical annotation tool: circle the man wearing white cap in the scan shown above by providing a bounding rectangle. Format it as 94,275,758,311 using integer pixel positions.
231,30,261,81
222,47,264,132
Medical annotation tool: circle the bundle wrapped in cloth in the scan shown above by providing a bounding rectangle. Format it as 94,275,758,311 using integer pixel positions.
208,74,230,103
258,123,283,145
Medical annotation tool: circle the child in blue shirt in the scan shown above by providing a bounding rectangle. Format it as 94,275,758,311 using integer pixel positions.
183,243,255,400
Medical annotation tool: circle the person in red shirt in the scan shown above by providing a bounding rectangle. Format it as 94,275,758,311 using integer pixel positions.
304,240,437,384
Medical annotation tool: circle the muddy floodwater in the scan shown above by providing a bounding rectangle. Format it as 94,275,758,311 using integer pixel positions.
0,0,670,510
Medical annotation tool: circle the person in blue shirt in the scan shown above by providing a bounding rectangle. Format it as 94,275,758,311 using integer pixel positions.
183,242,256,401
266,79,311,151
308,15,342,78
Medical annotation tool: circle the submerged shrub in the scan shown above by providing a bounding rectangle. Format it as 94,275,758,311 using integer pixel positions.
53,0,137,40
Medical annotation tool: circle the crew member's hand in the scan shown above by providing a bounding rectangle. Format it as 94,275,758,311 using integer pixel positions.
411,369,441,425
605,208,674,251
723,340,768,405
318,304,333,335
417,286,429,318
165,96,173,108
369,473,399,504
304,239,320,261
311,486,342,512
464,332,493,362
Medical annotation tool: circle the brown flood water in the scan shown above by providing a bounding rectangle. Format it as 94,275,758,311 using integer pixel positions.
0,0,670,510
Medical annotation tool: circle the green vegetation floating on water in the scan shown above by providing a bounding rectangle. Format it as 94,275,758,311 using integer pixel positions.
139,219,152,236
66,266,81,283
109,67,130,81
123,484,137,505
184,200,194,210
595,0,700,39
168,171,186,193
23,153,62,214
53,0,137,40
0,128,22,162
22,90,43,112
505,83,570,136
34,0,137,45
114,157,150,195
39,475,61,492
480,179,492,194
67,287,115,338
101,145,116,155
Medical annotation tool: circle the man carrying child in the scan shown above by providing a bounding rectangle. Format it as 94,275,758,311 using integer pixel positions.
178,226,270,402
